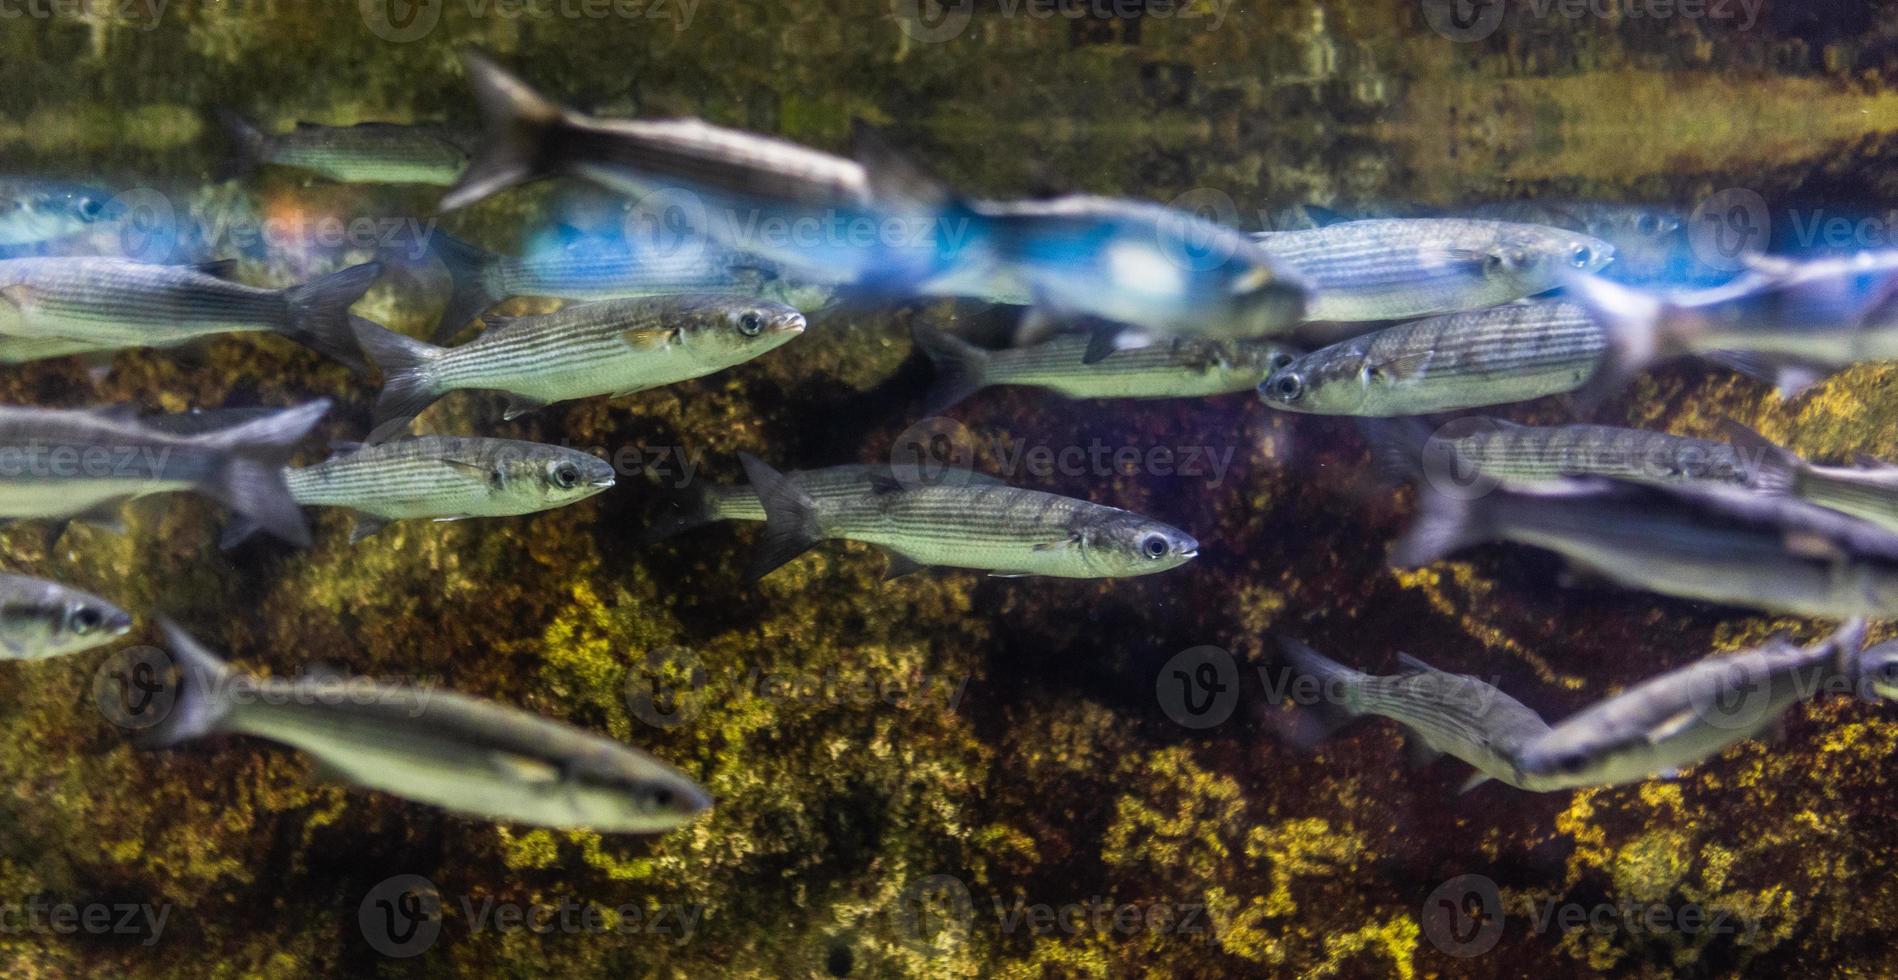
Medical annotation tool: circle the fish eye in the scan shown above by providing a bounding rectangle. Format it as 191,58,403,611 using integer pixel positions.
551,463,579,489
1270,352,1295,370
1878,659,1898,684
738,312,764,336
70,606,103,634
78,197,104,220
1269,373,1304,402
1140,534,1169,560
650,786,676,809
1569,244,1593,267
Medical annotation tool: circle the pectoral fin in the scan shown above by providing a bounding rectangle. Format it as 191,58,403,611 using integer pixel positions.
489,752,563,784
1646,708,1700,743
1458,772,1493,794
621,325,679,351
501,395,547,420
348,514,389,543
989,570,1035,578
883,553,926,580
0,284,38,315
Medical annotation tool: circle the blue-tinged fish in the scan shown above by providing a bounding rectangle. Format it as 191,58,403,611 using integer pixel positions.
0,178,124,248
0,572,131,660
1251,218,1613,322
0,400,329,545
0,257,381,370
1393,476,1898,619
1516,621,1865,787
145,622,712,833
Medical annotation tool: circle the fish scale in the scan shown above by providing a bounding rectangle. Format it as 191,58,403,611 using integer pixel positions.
1431,422,1755,487
819,486,1118,572
432,298,723,401
0,258,285,342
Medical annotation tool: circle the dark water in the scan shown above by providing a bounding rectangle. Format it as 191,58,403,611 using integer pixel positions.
0,1,1895,977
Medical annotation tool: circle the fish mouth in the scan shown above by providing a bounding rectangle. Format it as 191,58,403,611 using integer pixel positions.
773,313,808,335
589,474,617,489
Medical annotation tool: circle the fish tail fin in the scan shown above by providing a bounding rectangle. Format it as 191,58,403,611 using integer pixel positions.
441,50,570,211
280,262,383,372
910,323,990,414
1830,618,1869,678
1389,486,1492,568
351,320,446,443
1699,350,1831,400
1565,273,1691,406
639,485,718,545
1270,637,1364,748
428,233,502,344
198,400,328,547
1715,418,1806,497
217,516,262,550
738,453,822,581
137,620,234,749
214,108,268,181
1355,417,1436,485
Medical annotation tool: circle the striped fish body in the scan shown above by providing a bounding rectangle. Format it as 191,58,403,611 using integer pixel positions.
0,333,116,364
0,258,285,345
430,296,799,406
1262,302,1603,416
285,436,612,521
502,240,832,310
1519,632,1851,787
1790,465,1898,535
1347,668,1559,790
813,484,1174,578
699,464,917,524
257,124,470,186
0,409,214,517
985,337,1300,399
1429,421,1757,489
1253,219,1614,322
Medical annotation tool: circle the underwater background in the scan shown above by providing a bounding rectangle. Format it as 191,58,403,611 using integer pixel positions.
3,0,1898,976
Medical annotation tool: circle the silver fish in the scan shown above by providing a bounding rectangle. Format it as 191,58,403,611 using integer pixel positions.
739,453,1198,581
225,436,617,546
220,112,471,186
1252,218,1614,322
0,178,122,247
1359,417,1773,494
145,622,711,833
0,400,328,545
353,295,806,443
0,572,131,660
641,462,1004,544
0,257,381,370
1516,622,1865,787
1393,477,1898,619
1259,301,1603,416
427,231,831,344
1723,421,1898,536
910,324,1301,413
1278,638,1561,793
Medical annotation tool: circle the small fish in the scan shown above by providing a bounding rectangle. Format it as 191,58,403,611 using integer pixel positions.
0,257,381,371
1567,251,1898,399
738,453,1198,581
0,400,328,545
0,178,123,247
144,622,712,833
641,462,1003,544
1277,638,1561,793
1359,416,1773,492
910,324,1301,413
353,295,805,442
220,112,471,186
0,572,131,660
1722,421,1898,536
1258,301,1603,416
1251,218,1613,322
428,231,829,344
224,436,617,547
1393,476,1898,619
1516,621,1865,788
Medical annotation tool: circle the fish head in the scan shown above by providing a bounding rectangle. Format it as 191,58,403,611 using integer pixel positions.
19,583,133,659
678,297,807,361
568,762,714,834
0,182,122,245
1207,340,1301,385
1080,512,1199,577
1855,640,1898,701
1483,226,1616,290
1257,341,1375,414
1514,727,1620,786
532,446,617,503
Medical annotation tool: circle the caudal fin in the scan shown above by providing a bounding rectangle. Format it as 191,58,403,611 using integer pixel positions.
440,50,570,212
280,262,383,372
1389,486,1493,568
738,453,823,581
215,109,269,181
1716,419,1806,498
137,620,235,749
428,233,502,344
1270,637,1364,748
910,323,990,414
198,400,328,547
352,320,446,443
1564,273,1685,406
1355,417,1436,485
